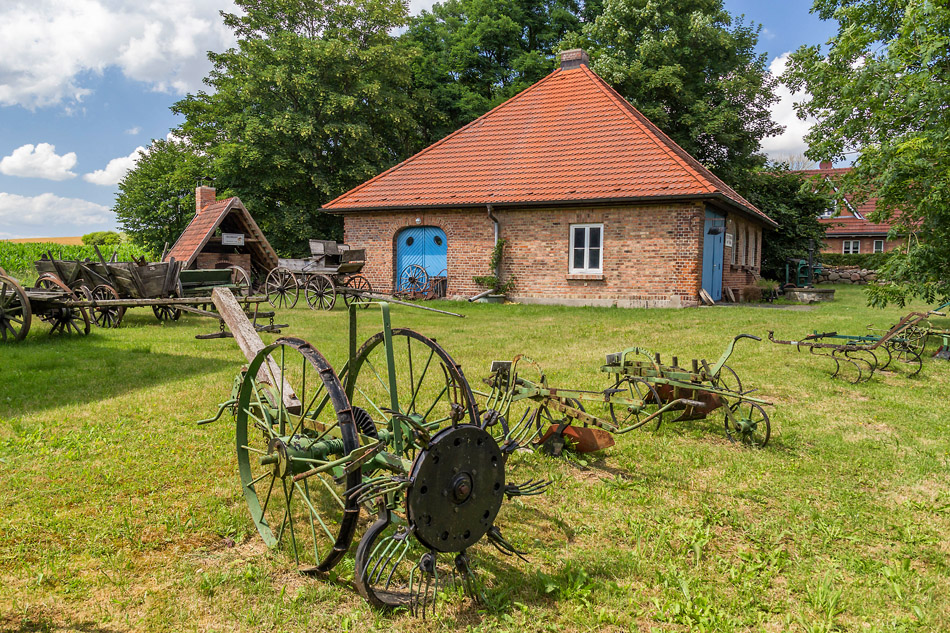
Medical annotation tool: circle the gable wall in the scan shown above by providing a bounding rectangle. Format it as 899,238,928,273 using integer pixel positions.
344,202,708,307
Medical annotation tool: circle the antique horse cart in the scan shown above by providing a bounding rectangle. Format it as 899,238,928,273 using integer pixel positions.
479,334,773,452
199,291,547,615
265,240,372,311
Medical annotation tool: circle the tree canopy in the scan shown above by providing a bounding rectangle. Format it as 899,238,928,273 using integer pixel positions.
114,139,212,255
784,0,950,306
563,0,781,186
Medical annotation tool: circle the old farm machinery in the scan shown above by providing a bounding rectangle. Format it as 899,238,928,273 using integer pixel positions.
767,302,950,382
264,240,372,311
199,289,547,614
479,334,772,452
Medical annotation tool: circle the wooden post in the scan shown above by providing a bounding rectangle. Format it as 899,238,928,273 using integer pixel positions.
212,287,300,413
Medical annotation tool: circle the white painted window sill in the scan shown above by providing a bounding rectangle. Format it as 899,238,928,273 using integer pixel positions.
566,273,604,281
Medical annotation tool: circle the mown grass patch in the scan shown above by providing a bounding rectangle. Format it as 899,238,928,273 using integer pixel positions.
1,286,948,632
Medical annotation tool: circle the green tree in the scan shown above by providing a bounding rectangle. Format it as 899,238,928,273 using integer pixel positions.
784,0,950,307
562,0,781,186
403,0,583,145
81,231,122,247
173,0,416,256
113,139,212,255
743,166,830,281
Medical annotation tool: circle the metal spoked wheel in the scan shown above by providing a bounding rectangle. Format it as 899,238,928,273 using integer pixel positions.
889,341,923,377
609,376,665,430
343,274,373,309
89,284,125,328
266,267,300,309
37,276,91,336
0,275,31,342
305,275,336,311
713,365,742,394
399,265,428,294
236,338,361,572
724,401,770,448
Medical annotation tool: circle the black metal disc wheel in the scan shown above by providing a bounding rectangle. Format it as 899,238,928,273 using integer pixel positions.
345,328,477,463
36,276,90,336
398,265,428,294
724,401,770,448
0,275,31,342
265,267,299,309
609,376,665,430
713,364,742,394
343,274,372,309
88,284,125,328
305,275,336,311
236,338,361,572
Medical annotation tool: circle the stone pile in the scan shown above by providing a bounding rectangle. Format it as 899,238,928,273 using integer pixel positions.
815,266,877,285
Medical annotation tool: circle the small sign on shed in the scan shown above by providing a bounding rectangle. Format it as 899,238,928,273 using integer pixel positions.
222,232,245,246
725,233,734,248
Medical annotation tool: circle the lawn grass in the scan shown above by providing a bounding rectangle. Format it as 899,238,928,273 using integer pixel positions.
1,286,948,632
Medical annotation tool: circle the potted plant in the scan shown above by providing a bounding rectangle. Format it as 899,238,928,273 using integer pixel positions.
473,239,515,302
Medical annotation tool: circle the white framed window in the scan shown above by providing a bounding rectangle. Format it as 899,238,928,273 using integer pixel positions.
569,223,603,274
843,240,860,254
873,240,884,253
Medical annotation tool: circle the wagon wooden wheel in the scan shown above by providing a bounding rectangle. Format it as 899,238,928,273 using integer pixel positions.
305,274,336,311
88,284,125,328
265,267,299,309
37,276,90,336
227,265,252,297
0,275,31,342
343,274,372,309
152,289,182,322
399,265,428,294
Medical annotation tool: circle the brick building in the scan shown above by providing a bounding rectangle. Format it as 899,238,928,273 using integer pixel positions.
795,162,905,255
323,50,776,307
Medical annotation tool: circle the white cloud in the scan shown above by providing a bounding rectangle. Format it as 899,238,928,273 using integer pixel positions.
0,143,78,180
0,192,114,238
0,0,237,109
125,126,141,135
761,52,817,161
84,146,146,186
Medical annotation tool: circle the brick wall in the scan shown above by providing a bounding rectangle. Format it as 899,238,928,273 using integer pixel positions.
344,202,711,308
822,236,903,254
722,214,763,291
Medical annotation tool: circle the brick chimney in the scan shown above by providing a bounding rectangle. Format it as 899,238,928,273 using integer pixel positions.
819,160,833,170
196,185,216,214
559,49,589,70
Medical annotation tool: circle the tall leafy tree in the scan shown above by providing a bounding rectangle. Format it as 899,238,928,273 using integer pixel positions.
114,139,212,255
562,0,781,186
173,0,416,255
402,0,583,144
784,0,950,307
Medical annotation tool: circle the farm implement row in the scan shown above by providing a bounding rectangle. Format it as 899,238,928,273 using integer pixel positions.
479,334,772,452
767,302,950,382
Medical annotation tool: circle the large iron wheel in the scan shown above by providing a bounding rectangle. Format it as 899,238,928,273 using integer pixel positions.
343,274,372,309
724,402,770,448
88,284,125,328
0,275,31,342
228,265,253,298
305,275,336,311
609,376,665,430
398,265,428,294
36,276,90,336
236,338,361,572
266,267,299,309
712,365,742,394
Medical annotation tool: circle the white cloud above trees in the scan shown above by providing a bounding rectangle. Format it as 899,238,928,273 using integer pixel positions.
0,0,237,109
84,147,146,186
761,52,816,161
0,143,78,181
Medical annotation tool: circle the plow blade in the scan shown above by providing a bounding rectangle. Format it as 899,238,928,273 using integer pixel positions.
536,424,615,454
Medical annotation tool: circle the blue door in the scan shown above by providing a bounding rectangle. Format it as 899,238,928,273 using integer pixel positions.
701,209,725,301
395,226,447,290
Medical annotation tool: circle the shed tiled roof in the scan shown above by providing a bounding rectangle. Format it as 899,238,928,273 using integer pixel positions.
795,165,895,237
164,197,278,270
323,65,775,226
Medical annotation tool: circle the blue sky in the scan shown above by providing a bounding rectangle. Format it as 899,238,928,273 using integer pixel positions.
0,1,838,239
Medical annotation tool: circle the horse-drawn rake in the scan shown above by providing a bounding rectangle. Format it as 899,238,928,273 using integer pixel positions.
479,334,772,452
199,290,548,615
767,302,949,382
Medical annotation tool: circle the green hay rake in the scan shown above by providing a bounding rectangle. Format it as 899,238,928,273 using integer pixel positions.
200,291,547,615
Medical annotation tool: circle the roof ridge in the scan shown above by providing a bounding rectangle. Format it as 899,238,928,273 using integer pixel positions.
323,68,567,209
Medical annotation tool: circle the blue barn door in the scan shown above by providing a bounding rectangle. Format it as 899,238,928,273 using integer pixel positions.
395,226,447,290
701,209,725,301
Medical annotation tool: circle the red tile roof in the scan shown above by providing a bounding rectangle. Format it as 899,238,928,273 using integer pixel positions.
795,165,896,237
323,65,775,226
165,197,278,270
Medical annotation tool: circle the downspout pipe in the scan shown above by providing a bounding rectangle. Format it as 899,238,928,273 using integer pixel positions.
469,204,501,302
